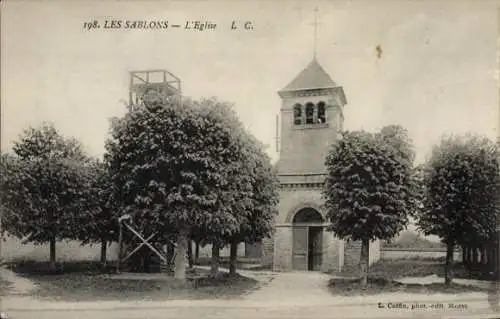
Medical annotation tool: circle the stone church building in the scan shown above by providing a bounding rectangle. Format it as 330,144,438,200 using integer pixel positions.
260,57,381,272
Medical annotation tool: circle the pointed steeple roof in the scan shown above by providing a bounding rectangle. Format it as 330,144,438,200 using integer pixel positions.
279,57,338,93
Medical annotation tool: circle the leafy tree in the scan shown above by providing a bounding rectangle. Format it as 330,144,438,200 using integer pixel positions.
323,127,417,287
225,135,279,275
417,134,500,285
184,104,279,277
1,123,90,271
188,99,252,277
72,159,119,268
105,97,253,280
12,123,86,161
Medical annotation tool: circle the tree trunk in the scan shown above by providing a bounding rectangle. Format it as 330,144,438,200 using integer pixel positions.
195,241,200,261
49,236,56,272
211,241,220,278
100,237,107,269
229,239,238,276
359,239,369,288
174,230,188,281
463,247,472,278
167,242,175,274
116,222,123,274
444,241,454,285
462,246,467,265
187,240,193,269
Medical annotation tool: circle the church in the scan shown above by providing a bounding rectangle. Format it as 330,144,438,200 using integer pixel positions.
260,56,381,272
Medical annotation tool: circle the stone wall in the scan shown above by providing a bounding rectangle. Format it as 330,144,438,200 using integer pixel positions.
343,239,381,269
273,186,325,271
1,236,246,263
261,236,274,266
343,240,361,268
1,235,119,262
277,187,325,224
278,94,342,175
381,248,462,260
273,225,293,271
195,243,246,259
321,230,340,272
369,239,381,264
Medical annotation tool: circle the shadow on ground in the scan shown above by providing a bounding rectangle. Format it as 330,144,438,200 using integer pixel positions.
4,261,261,302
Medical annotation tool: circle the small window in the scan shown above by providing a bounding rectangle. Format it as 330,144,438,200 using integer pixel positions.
305,103,314,124
317,101,326,123
293,104,302,125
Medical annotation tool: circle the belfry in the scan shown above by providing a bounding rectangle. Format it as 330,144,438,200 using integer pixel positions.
261,9,380,271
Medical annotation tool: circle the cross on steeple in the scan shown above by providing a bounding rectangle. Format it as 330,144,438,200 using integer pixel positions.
309,7,320,58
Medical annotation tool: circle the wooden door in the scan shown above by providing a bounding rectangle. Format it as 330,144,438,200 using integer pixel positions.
310,227,323,271
292,226,308,270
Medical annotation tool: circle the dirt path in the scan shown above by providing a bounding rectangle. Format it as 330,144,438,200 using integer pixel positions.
0,266,38,295
241,270,333,306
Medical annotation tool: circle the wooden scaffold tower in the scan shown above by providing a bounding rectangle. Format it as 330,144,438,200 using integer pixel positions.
128,69,182,106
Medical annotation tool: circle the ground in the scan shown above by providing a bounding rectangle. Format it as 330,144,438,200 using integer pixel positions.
1,259,498,319
1,261,260,301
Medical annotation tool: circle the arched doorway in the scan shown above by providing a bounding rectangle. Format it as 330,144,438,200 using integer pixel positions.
292,208,324,271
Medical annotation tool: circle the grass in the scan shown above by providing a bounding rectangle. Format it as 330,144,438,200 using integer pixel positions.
327,277,487,296
335,258,444,280
334,257,495,281
7,260,116,275
328,258,493,296
0,277,13,296
6,260,260,301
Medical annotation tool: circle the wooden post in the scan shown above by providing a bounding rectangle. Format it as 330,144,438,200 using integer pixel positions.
116,220,123,274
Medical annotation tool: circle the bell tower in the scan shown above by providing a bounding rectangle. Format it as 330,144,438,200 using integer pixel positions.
266,56,348,272
276,57,347,179
261,8,355,272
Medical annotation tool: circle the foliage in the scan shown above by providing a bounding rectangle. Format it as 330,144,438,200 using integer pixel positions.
0,123,91,245
417,133,500,247
323,125,417,242
104,97,254,243
229,134,279,244
72,159,119,245
12,122,86,161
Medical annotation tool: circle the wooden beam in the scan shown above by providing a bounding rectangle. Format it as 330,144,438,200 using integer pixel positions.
121,232,157,263
123,223,168,263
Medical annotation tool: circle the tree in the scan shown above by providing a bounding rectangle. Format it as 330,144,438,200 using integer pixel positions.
0,123,90,271
72,159,118,268
189,99,251,277
226,134,279,276
323,127,417,287
417,134,500,285
105,97,253,281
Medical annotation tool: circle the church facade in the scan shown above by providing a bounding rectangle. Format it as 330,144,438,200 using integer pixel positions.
262,57,381,272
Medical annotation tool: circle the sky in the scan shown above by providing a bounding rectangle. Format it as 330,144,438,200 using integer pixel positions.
2,0,499,165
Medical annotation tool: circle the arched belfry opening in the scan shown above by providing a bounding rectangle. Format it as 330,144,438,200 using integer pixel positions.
292,208,324,271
